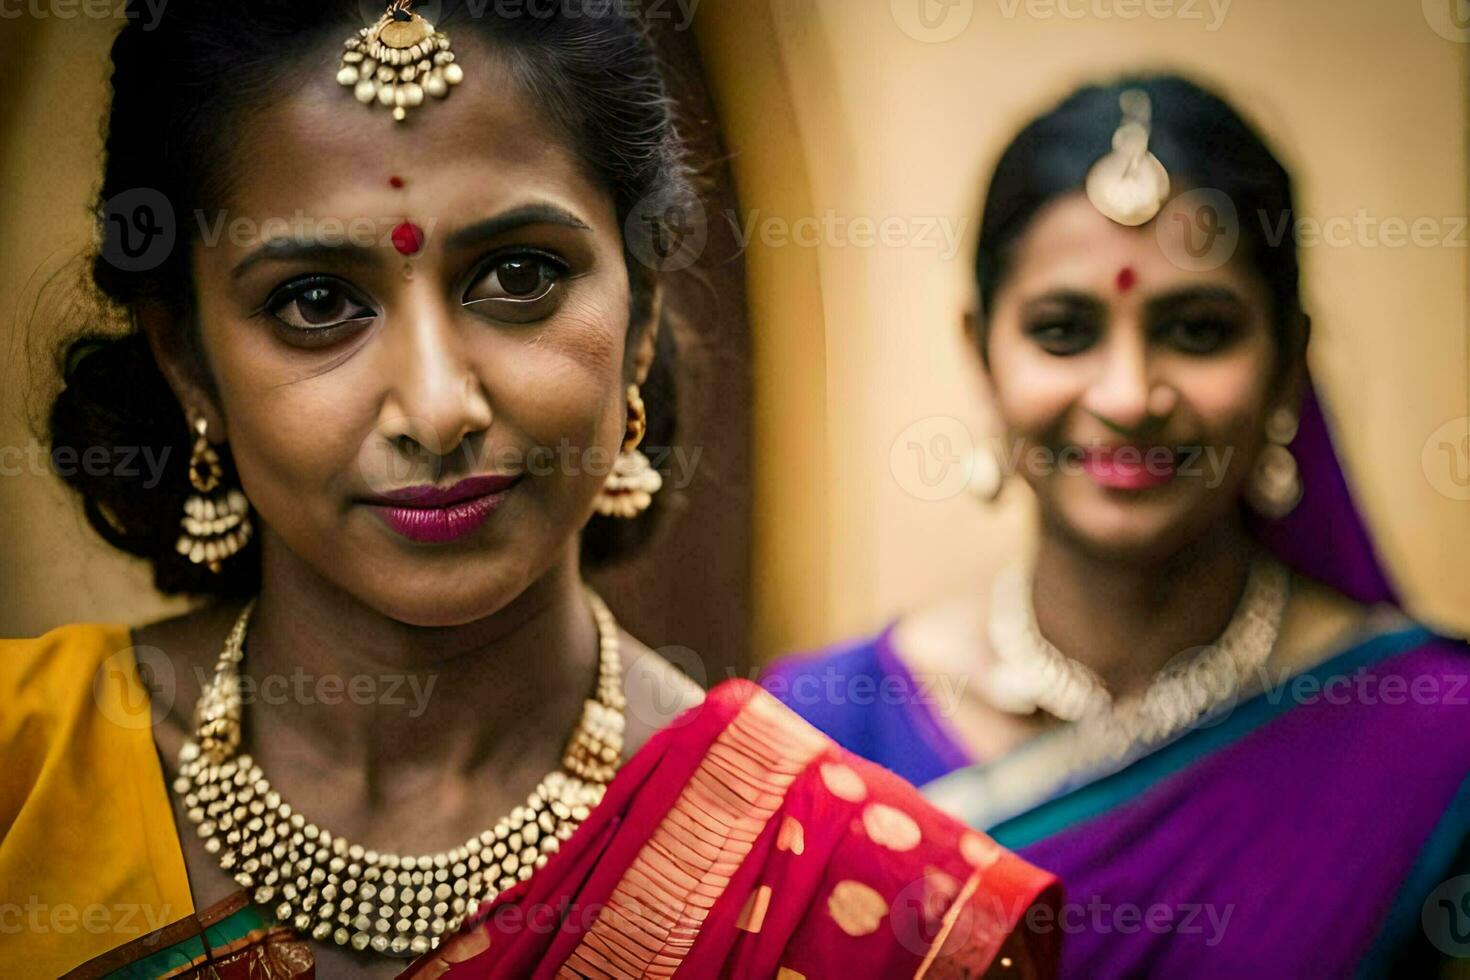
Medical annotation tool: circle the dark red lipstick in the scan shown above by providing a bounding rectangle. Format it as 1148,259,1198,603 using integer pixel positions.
363,474,519,543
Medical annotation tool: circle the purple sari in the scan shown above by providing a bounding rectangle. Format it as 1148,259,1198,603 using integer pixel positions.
761,378,1470,975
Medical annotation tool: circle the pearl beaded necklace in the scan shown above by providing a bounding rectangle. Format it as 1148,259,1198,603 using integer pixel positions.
172,590,626,958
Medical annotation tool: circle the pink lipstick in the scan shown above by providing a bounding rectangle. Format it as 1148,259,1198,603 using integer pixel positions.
1080,447,1177,490
363,474,519,543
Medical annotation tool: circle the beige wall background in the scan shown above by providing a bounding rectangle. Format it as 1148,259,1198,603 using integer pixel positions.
695,0,1470,657
3,2,1468,654
0,15,193,638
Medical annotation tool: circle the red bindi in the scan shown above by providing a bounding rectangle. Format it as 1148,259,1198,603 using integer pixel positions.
391,221,425,256
388,175,405,189
1115,266,1137,293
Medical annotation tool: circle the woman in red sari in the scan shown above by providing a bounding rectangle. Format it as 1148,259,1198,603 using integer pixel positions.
2,1,1058,976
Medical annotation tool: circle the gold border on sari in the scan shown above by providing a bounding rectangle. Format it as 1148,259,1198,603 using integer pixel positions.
558,690,827,978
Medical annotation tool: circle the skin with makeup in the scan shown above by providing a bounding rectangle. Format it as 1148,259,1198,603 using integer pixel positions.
123,35,705,979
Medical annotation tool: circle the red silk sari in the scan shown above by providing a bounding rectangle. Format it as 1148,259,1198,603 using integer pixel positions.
402,680,1061,979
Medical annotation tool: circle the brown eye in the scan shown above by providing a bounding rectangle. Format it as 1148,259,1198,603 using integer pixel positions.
463,251,568,323
268,278,375,332
497,258,549,297
296,286,348,323
1026,316,1099,356
1156,316,1238,355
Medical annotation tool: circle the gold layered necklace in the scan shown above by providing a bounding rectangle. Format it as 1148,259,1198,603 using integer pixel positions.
983,552,1290,757
171,589,626,958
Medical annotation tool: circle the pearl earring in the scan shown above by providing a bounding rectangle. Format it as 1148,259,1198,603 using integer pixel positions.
1246,407,1302,519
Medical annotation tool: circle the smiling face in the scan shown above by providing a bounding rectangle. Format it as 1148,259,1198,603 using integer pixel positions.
981,191,1298,561
168,36,650,627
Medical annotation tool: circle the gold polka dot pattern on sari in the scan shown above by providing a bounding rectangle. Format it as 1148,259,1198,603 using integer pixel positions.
827,879,889,937
776,815,805,855
737,884,773,934
819,762,868,802
960,832,1003,869
861,803,922,852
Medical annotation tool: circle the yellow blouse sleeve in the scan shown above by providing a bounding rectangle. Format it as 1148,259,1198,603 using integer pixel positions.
0,623,194,976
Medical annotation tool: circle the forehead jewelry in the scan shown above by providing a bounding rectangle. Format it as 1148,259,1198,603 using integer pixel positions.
1085,89,1170,226
337,0,464,122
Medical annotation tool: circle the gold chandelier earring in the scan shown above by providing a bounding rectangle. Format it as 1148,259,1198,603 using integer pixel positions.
592,384,664,519
1246,406,1302,519
175,415,253,573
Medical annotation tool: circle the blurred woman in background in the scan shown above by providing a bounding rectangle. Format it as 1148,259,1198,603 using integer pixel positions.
765,74,1470,976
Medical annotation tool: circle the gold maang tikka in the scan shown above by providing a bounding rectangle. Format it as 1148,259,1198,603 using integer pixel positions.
337,0,464,122
1085,89,1170,226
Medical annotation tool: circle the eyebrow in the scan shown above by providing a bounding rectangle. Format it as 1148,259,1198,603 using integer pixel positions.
1141,285,1246,318
229,202,592,280
1020,284,1245,316
444,203,591,250
1021,290,1104,315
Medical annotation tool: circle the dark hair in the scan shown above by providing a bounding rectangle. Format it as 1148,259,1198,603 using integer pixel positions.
49,0,697,597
974,73,1302,347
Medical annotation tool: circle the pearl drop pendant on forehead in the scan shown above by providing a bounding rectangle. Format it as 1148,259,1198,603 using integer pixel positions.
1086,90,1170,227
336,1,464,123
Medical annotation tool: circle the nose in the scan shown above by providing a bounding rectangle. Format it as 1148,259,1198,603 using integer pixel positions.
1081,326,1155,434
375,296,493,458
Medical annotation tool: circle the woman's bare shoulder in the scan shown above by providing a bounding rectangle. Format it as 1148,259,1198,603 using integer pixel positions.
891,592,993,677
618,632,707,756
129,601,246,751
889,584,1058,762
1271,572,1404,676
